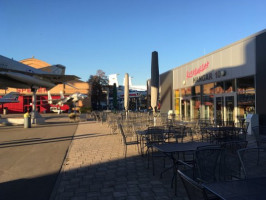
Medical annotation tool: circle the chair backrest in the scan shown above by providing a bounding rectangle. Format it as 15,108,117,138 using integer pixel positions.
220,141,247,180
238,147,266,179
178,170,208,200
184,126,194,142
221,140,248,154
146,127,165,144
168,125,185,143
195,147,222,183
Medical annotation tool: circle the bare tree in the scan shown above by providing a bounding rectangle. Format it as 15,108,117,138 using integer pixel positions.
88,70,108,110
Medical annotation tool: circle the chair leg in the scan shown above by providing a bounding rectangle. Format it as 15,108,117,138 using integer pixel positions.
147,147,150,169
152,147,155,176
124,146,127,158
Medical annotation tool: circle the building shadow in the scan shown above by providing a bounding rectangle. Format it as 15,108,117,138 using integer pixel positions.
0,153,187,200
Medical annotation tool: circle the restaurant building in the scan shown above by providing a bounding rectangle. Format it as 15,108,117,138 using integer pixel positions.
0,57,90,114
160,30,266,124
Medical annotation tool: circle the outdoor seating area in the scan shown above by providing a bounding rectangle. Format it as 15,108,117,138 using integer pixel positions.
89,111,266,199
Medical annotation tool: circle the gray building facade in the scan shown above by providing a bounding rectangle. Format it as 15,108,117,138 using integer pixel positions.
160,30,266,124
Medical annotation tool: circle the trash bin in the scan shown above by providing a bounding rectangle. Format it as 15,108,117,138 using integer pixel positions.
24,112,31,128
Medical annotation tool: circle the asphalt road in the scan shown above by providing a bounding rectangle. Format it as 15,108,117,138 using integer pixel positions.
0,116,78,200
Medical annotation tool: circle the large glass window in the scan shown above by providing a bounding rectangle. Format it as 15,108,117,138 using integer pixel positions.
202,95,214,120
23,96,32,105
237,76,255,93
237,76,255,118
237,92,255,117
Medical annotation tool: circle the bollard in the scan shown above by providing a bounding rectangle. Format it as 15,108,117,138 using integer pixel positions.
24,112,31,128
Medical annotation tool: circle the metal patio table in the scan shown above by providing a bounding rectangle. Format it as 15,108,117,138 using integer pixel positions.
203,177,266,200
152,142,210,195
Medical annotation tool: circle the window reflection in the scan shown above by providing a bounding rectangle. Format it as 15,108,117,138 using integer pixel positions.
192,96,200,120
215,82,224,94
237,76,255,118
181,87,191,97
237,76,255,93
203,83,214,95
202,95,214,120
224,80,235,93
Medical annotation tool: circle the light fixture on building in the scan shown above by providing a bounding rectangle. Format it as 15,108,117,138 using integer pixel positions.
183,80,186,85
221,70,226,76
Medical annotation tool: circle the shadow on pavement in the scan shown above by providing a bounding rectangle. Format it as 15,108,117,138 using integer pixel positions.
0,133,107,148
0,153,187,200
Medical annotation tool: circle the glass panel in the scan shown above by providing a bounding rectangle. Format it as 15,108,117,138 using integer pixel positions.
186,87,191,96
181,88,186,97
181,99,190,120
215,82,224,94
237,76,255,93
224,80,235,93
175,97,180,116
192,96,200,120
216,97,224,124
181,88,191,97
187,100,191,120
237,93,255,117
181,100,185,119
23,97,27,105
195,85,201,95
37,96,41,105
202,95,214,120
225,96,234,122
203,83,215,95
191,86,201,96
175,90,180,98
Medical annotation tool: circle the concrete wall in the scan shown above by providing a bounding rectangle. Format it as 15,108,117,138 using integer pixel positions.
172,34,257,90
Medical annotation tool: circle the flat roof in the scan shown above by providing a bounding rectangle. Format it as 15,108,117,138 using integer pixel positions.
172,29,266,71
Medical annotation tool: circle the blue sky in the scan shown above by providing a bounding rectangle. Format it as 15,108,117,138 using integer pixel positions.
1,0,266,86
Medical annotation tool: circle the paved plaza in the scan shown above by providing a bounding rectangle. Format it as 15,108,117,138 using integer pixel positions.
50,121,188,200
0,115,78,200
1,115,257,200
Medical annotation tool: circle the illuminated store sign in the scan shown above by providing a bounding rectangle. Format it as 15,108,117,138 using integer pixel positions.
186,61,209,78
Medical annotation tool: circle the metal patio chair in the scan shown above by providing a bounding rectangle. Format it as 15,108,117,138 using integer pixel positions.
145,126,166,169
178,169,219,200
238,147,266,179
252,126,266,148
118,124,139,158
178,146,222,184
194,146,222,183
220,140,248,180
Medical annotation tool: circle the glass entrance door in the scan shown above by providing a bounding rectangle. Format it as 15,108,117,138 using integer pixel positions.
181,99,190,120
225,96,235,124
215,94,236,125
215,97,224,125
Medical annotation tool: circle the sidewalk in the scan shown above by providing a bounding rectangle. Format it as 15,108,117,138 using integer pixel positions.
50,121,187,200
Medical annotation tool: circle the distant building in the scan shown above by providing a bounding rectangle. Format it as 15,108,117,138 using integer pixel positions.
0,57,90,114
107,74,147,111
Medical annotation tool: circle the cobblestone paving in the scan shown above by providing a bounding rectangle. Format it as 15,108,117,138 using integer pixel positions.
51,121,188,200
